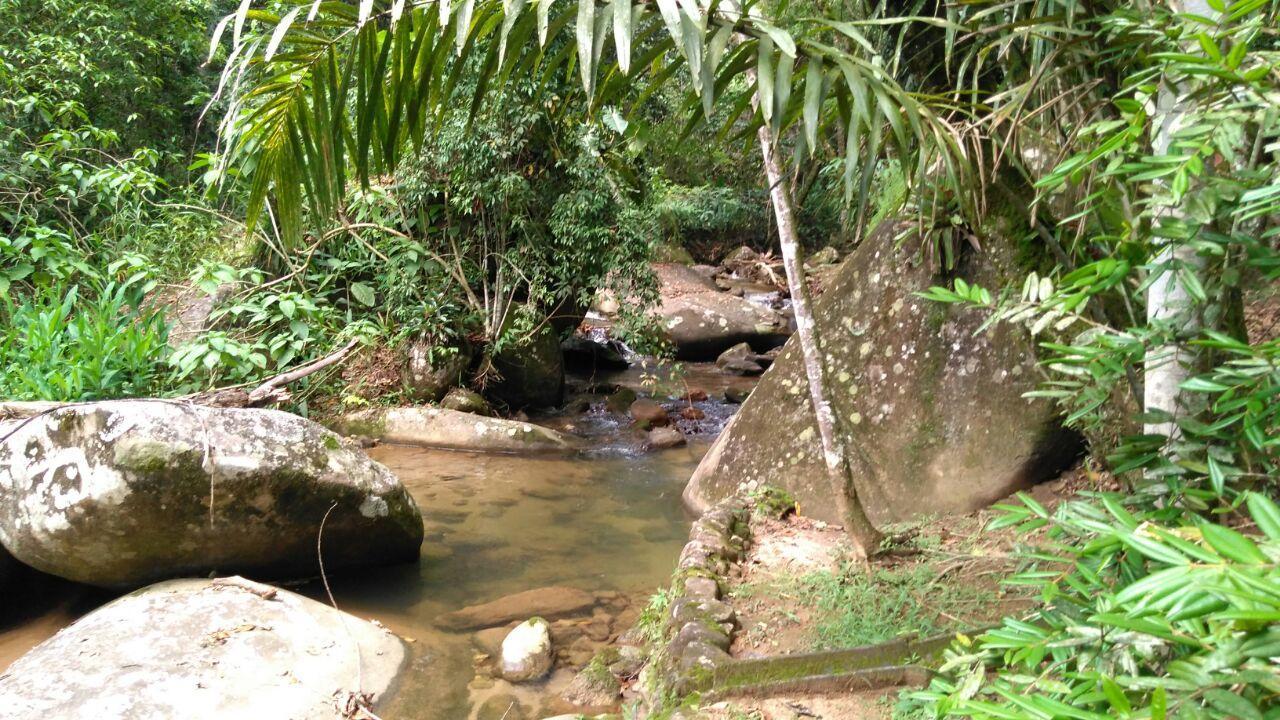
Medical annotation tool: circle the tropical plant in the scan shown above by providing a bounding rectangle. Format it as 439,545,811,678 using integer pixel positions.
906,1,1280,717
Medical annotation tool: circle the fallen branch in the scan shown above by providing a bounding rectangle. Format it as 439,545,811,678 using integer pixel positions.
186,338,361,408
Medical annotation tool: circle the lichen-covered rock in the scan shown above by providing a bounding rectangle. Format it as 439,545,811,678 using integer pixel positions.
502,618,554,682
401,339,472,402
0,401,423,588
0,577,405,719
647,427,686,450
654,264,789,360
490,319,566,409
331,407,578,453
685,220,1083,525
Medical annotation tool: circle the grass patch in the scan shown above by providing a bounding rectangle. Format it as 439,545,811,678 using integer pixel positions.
735,560,992,651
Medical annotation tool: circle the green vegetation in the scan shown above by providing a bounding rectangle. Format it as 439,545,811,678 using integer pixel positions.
3,0,1279,718
732,561,996,652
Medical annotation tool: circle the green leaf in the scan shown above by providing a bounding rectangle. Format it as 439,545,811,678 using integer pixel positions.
1203,689,1261,720
264,6,302,62
803,57,824,154
350,283,376,306
1246,492,1280,541
1200,523,1268,564
612,0,631,74
576,0,596,94
757,37,775,127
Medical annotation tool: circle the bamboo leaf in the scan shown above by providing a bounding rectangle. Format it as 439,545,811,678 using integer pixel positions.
757,36,774,126
803,56,824,155
612,0,631,74
264,7,301,62
1246,492,1280,541
576,0,595,94
1200,523,1268,564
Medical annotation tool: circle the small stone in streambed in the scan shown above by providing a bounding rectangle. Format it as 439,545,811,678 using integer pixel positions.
678,406,705,421
628,398,669,428
501,618,553,682
724,386,752,404
605,387,638,413
476,693,529,720
681,388,709,402
647,427,686,450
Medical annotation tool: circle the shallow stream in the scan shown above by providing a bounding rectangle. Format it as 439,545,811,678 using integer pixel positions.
0,366,738,719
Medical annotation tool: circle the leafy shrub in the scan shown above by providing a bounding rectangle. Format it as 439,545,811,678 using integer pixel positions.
0,282,170,401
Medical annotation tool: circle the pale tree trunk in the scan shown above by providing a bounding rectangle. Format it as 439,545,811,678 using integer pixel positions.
1143,0,1211,440
753,100,882,555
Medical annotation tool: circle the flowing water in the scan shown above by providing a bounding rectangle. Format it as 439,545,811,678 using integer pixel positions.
317,442,706,719
0,364,743,719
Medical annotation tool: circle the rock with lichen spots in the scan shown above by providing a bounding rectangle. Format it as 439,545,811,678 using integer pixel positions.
685,219,1084,525
0,577,405,719
0,401,423,588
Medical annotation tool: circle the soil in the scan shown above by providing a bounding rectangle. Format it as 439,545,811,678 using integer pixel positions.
702,465,1109,720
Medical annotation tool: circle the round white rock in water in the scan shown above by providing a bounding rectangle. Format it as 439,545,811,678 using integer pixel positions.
501,617,553,682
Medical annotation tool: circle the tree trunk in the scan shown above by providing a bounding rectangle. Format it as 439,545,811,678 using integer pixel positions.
754,112,882,555
1143,0,1211,440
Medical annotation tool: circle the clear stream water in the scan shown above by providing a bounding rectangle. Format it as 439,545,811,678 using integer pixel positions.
0,364,749,719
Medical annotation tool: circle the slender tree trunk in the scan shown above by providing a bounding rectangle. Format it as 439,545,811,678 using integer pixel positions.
1143,0,1211,440
753,107,882,555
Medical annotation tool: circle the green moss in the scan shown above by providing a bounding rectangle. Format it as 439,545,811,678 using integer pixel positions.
336,411,387,439
322,434,341,450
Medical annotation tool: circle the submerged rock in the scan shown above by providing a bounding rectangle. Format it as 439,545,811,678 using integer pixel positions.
647,427,686,450
0,402,423,588
332,406,578,453
437,586,598,631
0,577,405,719
502,618,554,682
685,220,1083,524
401,339,472,402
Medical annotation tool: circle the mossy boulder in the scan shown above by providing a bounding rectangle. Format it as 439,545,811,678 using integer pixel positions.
401,338,472,402
489,319,566,410
684,220,1082,525
0,577,405,719
440,387,493,416
0,402,423,588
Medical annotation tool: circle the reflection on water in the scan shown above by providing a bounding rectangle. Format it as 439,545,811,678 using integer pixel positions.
305,442,705,719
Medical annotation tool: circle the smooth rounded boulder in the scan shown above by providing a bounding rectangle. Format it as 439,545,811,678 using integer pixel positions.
0,401,423,588
0,577,405,719
654,264,790,360
501,617,554,682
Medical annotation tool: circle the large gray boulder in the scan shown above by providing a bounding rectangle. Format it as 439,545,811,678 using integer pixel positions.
401,339,472,402
654,264,789,360
0,576,405,719
685,220,1083,525
0,401,423,588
